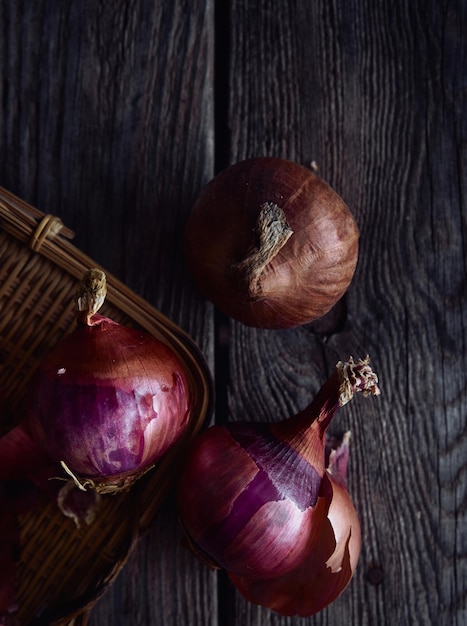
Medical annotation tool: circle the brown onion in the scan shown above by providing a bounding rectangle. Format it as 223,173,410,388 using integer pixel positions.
184,157,359,328
27,269,192,493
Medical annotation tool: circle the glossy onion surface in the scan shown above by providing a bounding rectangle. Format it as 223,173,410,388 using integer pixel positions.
28,315,191,487
230,471,361,616
177,422,328,578
177,357,380,616
184,157,359,328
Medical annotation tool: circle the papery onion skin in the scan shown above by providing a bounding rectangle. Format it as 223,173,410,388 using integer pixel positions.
177,357,379,614
184,157,359,329
177,422,329,578
27,270,192,492
230,436,361,616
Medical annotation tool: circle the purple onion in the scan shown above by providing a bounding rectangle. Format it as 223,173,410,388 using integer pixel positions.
27,269,191,493
177,357,380,614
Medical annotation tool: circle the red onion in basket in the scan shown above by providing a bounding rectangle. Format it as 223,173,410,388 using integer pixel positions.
27,269,192,493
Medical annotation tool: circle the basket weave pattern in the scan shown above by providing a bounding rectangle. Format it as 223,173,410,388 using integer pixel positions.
0,188,212,625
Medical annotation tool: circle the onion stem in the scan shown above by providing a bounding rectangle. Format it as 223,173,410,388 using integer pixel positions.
336,356,381,406
76,268,107,325
234,202,293,298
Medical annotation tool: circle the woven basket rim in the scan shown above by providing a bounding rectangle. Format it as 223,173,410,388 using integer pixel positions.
0,186,213,625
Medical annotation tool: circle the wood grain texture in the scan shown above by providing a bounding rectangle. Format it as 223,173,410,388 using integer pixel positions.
0,1,217,625
0,0,466,625
0,0,215,329
226,0,467,625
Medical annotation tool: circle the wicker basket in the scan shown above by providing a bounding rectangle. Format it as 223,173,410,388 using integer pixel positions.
0,187,213,626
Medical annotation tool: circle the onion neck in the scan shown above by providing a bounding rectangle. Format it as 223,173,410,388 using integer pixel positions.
272,357,380,472
76,268,107,326
233,202,293,298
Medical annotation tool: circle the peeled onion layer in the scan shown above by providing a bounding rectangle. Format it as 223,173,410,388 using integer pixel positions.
28,314,191,491
229,472,361,617
177,423,329,579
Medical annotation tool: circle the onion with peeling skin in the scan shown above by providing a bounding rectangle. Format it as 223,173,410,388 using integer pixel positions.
177,357,380,616
27,269,192,493
184,157,359,329
230,434,362,616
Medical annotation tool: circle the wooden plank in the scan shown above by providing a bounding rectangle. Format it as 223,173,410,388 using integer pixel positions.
0,1,217,625
224,1,467,625
1,0,466,624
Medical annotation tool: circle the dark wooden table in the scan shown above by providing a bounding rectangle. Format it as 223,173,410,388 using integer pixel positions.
1,1,466,625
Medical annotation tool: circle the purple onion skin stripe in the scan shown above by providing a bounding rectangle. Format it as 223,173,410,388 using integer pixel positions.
198,424,321,560
228,424,322,510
